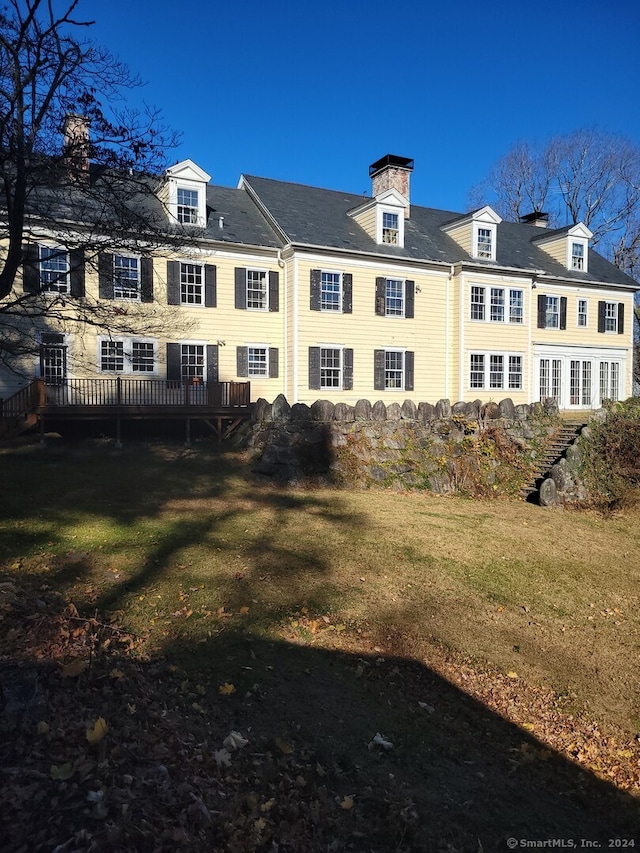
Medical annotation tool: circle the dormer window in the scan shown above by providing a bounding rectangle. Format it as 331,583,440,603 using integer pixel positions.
382,212,399,245
441,205,501,262
476,227,493,260
571,242,585,270
177,188,200,225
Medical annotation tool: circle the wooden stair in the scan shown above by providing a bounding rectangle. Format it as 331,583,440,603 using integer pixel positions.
520,421,586,502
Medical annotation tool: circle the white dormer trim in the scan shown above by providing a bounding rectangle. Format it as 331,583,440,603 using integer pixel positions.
164,159,211,228
534,222,593,273
442,205,502,261
348,187,407,247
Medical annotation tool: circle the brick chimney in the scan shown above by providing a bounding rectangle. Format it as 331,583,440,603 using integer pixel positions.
63,114,91,182
519,211,549,228
369,154,414,218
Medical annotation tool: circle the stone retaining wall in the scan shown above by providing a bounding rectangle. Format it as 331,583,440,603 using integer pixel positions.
240,394,562,495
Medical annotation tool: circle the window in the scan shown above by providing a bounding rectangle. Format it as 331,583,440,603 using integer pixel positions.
470,286,485,320
40,333,67,382
600,361,620,402
469,352,523,390
385,279,404,317
545,296,559,329
247,269,268,310
113,255,140,300
180,262,203,305
490,288,505,322
385,350,404,388
181,344,204,380
40,247,69,293
571,242,585,270
604,301,618,333
476,227,493,259
539,358,562,403
101,340,125,372
321,272,341,311
382,212,399,245
578,298,588,328
248,347,268,377
132,341,155,373
320,348,342,388
177,187,199,225
509,289,523,324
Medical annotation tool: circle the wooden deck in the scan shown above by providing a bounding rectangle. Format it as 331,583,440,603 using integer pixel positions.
1,378,252,441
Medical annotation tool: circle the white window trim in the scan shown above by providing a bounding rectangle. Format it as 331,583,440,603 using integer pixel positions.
473,223,497,261
469,284,524,324
179,260,205,307
577,298,588,328
164,161,210,228
39,245,70,294
97,337,158,375
384,347,406,390
385,277,406,318
245,343,271,377
376,204,405,248
317,343,345,391
113,253,141,301
604,301,619,333
320,270,343,312
567,237,588,272
246,267,270,311
468,350,525,391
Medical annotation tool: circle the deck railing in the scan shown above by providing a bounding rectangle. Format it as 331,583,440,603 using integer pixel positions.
2,378,251,414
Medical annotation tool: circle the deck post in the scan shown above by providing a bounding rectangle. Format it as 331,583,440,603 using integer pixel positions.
116,376,122,405
115,417,122,449
39,413,45,445
185,417,191,446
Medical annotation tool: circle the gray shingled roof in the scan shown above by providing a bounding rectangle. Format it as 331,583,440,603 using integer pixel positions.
242,175,637,288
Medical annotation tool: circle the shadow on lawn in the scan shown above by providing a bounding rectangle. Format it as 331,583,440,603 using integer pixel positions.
0,438,639,849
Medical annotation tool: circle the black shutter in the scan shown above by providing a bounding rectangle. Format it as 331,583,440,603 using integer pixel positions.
69,249,85,297
537,294,546,328
375,277,386,316
343,348,353,390
204,264,217,307
166,343,181,380
310,269,321,311
560,296,567,330
598,300,606,333
141,258,154,303
405,280,415,319
236,346,248,377
405,351,415,391
342,273,353,314
308,347,321,390
269,347,279,378
618,303,625,335
269,271,279,312
167,261,180,305
98,253,114,299
206,344,219,383
22,243,40,293
374,349,385,391
235,268,246,309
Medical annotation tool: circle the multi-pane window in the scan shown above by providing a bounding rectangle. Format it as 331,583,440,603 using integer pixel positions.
470,354,485,388
181,344,204,380
490,288,505,322
131,341,155,373
476,228,493,259
385,351,404,389
599,361,620,403
604,301,618,332
101,340,125,372
40,333,67,382
180,263,203,304
470,286,485,320
509,289,523,323
571,242,584,270
248,347,268,377
320,348,342,388
385,279,404,316
489,355,504,388
40,247,69,293
177,188,199,224
578,298,588,327
114,255,140,300
321,272,341,311
539,358,562,402
545,296,560,328
509,356,523,389
247,270,268,310
382,212,399,245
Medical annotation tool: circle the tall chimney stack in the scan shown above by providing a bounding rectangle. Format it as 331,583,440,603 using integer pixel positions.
63,114,91,182
369,154,414,218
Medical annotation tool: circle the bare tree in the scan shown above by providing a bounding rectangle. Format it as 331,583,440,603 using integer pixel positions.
468,128,640,279
0,0,188,376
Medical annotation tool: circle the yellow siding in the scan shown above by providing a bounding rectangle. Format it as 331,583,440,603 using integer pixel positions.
351,207,376,241
443,222,472,255
536,237,566,266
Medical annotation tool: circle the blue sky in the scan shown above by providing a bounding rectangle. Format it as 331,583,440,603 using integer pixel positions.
85,0,640,213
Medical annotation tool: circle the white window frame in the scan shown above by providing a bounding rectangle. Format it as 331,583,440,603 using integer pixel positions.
320,271,342,312
509,289,524,324
475,226,495,260
246,268,268,311
567,237,588,272
470,285,524,324
176,187,200,225
180,342,206,381
577,298,588,328
489,287,505,322
469,351,524,391
319,346,344,390
545,296,560,329
180,261,204,306
381,211,400,245
470,286,485,320
166,170,208,228
39,246,70,293
376,204,405,248
604,301,618,333
113,254,141,301
98,337,157,375
385,278,405,317
385,349,405,390
39,332,69,382
247,345,269,377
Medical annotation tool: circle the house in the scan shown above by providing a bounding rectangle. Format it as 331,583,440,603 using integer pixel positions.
1,149,637,422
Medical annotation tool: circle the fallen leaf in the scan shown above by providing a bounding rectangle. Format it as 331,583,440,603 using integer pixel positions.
214,748,232,767
239,606,250,615
223,730,248,751
219,682,235,695
507,671,519,679
261,798,275,813
50,763,73,780
61,658,89,678
109,668,124,680
86,717,109,745
37,721,50,734
276,737,293,755
340,795,354,810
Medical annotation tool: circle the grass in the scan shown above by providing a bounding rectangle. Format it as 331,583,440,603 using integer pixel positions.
1,435,639,849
